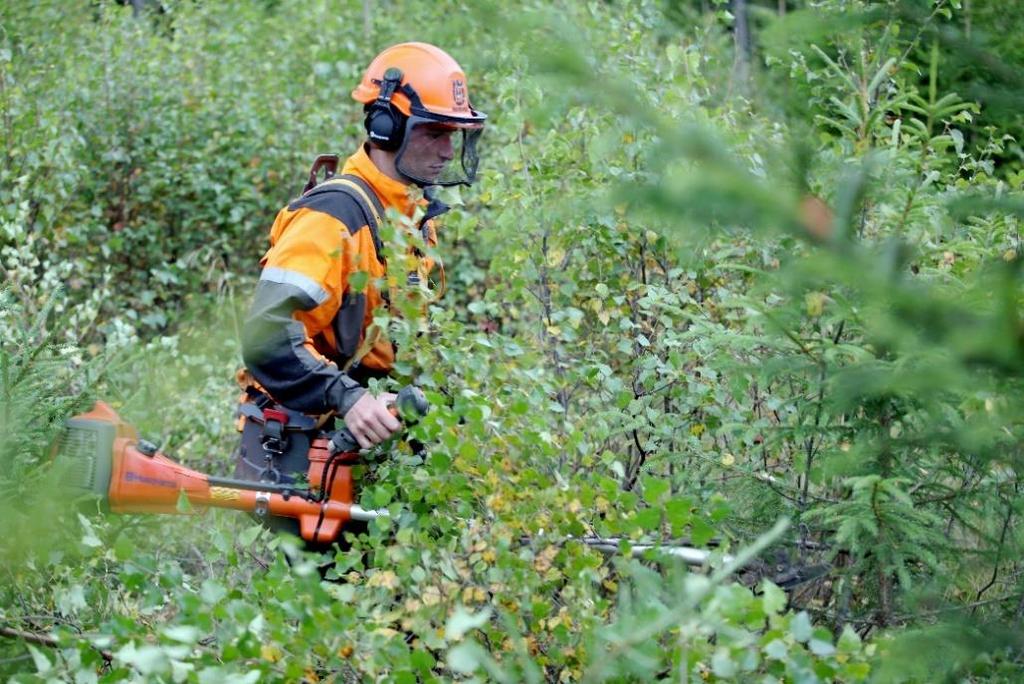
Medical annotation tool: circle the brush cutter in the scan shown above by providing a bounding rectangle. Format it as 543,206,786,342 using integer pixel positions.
54,386,428,545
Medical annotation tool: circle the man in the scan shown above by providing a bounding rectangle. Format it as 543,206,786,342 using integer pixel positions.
237,43,485,475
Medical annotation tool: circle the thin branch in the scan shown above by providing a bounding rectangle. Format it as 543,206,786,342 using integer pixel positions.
635,379,681,398
973,493,1015,610
0,653,31,667
810,591,1024,627
0,625,114,663
624,428,650,491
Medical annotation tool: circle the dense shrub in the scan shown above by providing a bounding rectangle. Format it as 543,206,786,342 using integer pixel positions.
3,0,1024,681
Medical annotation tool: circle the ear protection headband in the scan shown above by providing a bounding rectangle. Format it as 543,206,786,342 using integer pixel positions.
365,67,406,151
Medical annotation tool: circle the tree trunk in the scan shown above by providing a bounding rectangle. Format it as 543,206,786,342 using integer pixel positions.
732,0,751,89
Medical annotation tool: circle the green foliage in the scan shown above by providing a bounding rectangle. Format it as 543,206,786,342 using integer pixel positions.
3,0,1024,681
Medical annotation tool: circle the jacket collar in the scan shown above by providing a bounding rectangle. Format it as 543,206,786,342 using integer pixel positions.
342,144,418,217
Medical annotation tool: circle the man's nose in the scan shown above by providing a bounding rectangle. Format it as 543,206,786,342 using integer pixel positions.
438,135,454,161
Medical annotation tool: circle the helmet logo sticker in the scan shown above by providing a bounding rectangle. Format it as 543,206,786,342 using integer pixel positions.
452,79,467,109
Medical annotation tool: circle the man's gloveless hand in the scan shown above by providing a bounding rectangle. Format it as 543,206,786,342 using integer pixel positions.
343,392,401,449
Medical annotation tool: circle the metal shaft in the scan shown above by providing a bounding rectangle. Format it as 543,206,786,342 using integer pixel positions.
348,505,389,521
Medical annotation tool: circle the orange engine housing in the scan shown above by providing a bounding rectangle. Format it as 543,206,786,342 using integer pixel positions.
65,402,360,544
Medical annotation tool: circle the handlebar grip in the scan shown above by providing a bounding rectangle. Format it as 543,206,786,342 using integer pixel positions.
328,386,429,454
329,427,360,454
394,386,429,422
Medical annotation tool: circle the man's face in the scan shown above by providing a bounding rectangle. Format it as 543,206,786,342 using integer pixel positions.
398,124,457,184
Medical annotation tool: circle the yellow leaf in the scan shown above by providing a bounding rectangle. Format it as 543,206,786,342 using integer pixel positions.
422,586,441,606
805,291,827,317
261,645,282,662
367,570,399,589
690,424,706,437
534,545,559,573
547,248,566,267
720,453,735,467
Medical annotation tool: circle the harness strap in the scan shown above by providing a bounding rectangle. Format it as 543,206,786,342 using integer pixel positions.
311,175,386,263
237,400,320,431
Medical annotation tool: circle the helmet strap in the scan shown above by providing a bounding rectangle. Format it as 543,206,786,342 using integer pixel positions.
398,82,426,111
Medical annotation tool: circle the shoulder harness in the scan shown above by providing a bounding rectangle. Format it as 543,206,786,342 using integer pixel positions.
289,162,387,265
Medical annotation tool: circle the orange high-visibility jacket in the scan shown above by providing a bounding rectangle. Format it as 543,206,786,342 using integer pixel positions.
241,145,439,417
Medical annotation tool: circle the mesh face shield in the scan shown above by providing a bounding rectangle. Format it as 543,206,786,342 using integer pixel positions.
394,115,484,188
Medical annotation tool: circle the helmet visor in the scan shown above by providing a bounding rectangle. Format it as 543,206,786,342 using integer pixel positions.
395,115,483,187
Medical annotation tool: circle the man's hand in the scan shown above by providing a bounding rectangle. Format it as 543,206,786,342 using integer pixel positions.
343,391,401,449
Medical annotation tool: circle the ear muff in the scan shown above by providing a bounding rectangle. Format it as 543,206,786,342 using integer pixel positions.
364,67,406,151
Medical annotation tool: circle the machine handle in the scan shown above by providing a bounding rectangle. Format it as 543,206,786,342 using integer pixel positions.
393,385,429,422
328,386,429,454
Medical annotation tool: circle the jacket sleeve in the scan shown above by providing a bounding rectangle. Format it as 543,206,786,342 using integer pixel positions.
241,210,365,416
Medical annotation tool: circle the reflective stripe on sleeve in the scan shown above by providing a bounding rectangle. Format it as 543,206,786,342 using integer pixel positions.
259,267,330,306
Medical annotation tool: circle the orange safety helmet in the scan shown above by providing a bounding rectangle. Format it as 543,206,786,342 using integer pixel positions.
352,42,486,187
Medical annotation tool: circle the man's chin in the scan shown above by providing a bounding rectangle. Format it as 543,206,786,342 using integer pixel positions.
399,162,448,184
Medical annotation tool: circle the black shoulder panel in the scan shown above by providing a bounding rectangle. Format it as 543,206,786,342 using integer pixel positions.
288,186,368,236
341,174,385,219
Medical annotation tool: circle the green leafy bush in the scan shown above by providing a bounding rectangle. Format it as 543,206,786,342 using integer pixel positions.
3,0,1024,681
